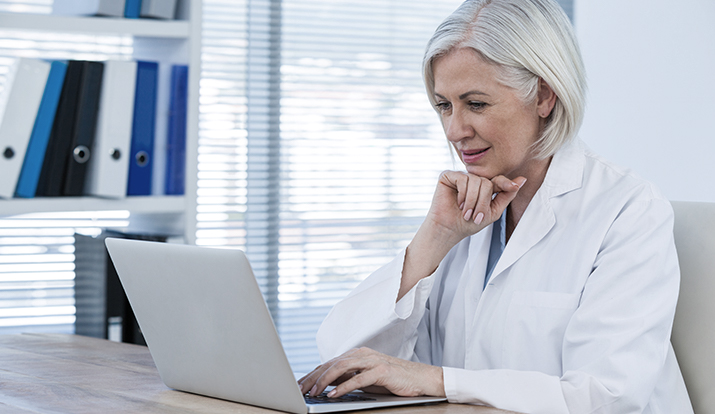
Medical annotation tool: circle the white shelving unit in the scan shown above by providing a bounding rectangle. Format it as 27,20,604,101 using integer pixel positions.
0,0,201,241
0,13,190,38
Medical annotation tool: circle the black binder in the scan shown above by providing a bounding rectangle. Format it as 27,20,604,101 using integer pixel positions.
74,230,168,345
36,60,84,197
63,61,104,196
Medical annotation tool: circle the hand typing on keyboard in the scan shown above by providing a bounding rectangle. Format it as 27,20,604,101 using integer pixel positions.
297,347,445,400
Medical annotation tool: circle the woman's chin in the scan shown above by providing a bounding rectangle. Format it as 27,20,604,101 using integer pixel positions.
464,165,496,179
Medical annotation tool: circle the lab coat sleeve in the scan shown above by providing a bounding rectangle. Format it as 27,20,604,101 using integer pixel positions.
316,248,436,362
442,198,680,414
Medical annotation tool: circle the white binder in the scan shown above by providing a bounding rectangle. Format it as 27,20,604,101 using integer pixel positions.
140,0,178,20
85,60,137,198
0,58,51,199
52,0,126,17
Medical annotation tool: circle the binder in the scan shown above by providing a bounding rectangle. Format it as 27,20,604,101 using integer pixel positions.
52,0,126,17
124,0,142,18
127,61,158,196
165,65,188,195
63,61,104,196
140,0,177,20
37,60,85,197
74,230,167,343
85,60,137,198
0,58,51,199
15,61,68,198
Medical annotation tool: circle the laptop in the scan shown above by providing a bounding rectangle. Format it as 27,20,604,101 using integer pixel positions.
104,238,446,413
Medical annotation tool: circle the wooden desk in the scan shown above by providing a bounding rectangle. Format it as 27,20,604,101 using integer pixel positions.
0,334,517,414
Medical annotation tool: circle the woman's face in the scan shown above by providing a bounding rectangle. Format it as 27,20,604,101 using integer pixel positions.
432,48,547,180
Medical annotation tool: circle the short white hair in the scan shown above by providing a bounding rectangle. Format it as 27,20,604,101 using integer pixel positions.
423,0,587,159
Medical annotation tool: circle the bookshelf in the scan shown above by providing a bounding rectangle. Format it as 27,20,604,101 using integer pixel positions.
0,0,201,240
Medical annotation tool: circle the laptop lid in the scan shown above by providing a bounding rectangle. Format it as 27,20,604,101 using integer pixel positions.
105,238,446,413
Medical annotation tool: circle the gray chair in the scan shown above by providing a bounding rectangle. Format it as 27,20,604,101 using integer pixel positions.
671,201,715,414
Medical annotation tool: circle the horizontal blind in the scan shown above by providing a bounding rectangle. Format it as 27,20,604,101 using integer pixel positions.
196,0,461,373
276,0,460,372
0,213,131,334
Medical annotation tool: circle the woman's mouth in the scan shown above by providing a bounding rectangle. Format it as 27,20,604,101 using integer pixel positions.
461,147,489,163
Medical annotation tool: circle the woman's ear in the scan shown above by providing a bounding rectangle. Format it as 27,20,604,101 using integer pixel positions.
536,78,557,119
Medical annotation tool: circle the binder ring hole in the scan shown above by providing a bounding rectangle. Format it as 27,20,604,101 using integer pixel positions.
3,147,14,159
136,151,149,167
111,149,121,160
73,145,90,164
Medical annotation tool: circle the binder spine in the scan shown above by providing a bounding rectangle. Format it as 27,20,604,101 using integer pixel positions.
0,58,51,198
37,60,85,197
63,61,104,196
165,65,188,196
85,60,137,198
124,0,142,18
127,61,158,196
15,61,68,198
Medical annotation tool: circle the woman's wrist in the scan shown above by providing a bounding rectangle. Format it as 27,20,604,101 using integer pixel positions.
412,363,445,398
398,222,461,301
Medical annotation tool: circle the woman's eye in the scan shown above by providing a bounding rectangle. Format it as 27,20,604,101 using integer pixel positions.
469,101,486,110
435,102,451,113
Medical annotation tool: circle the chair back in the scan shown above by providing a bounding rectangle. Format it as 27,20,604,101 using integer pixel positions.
671,201,715,414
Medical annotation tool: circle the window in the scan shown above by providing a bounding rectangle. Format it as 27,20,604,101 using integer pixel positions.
197,0,461,373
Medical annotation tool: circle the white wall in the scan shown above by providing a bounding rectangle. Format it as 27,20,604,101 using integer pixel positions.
574,0,715,202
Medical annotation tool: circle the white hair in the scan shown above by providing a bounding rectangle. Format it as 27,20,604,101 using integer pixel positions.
423,0,587,159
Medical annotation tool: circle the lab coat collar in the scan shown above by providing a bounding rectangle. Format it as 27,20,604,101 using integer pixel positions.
485,139,585,284
539,138,585,199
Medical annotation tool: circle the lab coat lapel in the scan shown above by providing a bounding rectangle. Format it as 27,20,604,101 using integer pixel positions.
487,140,585,283
488,193,555,281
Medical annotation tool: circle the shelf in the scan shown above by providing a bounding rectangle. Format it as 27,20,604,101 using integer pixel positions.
0,0,200,240
0,13,190,39
0,196,185,217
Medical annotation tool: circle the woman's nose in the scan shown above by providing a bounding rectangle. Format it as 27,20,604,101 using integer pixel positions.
444,110,472,143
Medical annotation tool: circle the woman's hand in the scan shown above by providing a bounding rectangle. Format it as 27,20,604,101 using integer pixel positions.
398,172,526,300
298,347,445,399
428,171,526,242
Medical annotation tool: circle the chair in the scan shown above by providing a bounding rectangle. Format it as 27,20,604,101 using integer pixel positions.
671,201,715,414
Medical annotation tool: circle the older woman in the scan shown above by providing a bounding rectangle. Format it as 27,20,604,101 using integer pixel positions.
298,0,693,413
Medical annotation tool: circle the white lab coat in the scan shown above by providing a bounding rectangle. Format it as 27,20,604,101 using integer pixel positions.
317,140,694,414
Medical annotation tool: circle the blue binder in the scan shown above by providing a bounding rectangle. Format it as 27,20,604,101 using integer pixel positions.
15,61,68,198
164,64,187,196
124,0,142,18
127,61,158,196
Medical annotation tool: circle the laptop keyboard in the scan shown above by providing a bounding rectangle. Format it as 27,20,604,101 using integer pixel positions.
304,392,377,405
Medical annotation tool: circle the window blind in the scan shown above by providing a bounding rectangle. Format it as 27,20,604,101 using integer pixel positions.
197,0,462,373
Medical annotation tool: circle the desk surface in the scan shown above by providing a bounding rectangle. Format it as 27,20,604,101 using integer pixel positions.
0,333,517,414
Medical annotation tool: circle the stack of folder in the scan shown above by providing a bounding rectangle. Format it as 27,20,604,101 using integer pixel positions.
52,0,179,20
0,57,188,199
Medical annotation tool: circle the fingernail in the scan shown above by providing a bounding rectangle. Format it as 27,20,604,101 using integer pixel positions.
459,202,464,210
310,385,317,396
519,178,527,188
463,209,473,221
327,389,337,398
474,212,484,224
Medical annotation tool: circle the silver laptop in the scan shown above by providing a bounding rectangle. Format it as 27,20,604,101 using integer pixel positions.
105,238,446,413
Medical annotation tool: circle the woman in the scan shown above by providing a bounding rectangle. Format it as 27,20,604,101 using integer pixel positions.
299,0,693,413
